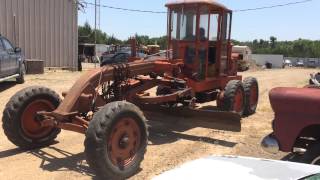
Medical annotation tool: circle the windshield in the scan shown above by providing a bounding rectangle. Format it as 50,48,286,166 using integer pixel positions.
300,173,320,180
103,54,116,61
171,7,197,41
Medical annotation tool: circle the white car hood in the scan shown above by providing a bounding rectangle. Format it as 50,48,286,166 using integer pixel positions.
153,156,320,180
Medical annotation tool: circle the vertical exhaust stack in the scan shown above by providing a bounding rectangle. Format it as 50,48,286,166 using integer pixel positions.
129,37,141,62
130,37,137,58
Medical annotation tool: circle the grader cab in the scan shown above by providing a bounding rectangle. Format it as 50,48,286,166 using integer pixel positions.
2,0,259,179
168,0,236,80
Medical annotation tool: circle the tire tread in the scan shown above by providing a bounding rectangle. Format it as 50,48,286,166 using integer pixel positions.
84,101,148,180
2,86,61,149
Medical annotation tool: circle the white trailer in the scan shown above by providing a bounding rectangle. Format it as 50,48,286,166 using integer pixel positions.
232,46,252,61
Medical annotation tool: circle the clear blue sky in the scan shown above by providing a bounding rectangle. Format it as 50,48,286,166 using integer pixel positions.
78,0,320,41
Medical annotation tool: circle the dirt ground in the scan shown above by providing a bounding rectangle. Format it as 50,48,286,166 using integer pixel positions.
0,68,316,180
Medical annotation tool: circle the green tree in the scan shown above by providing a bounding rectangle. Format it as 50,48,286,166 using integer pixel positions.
106,35,122,45
78,22,93,43
235,38,320,58
270,36,277,49
78,22,110,44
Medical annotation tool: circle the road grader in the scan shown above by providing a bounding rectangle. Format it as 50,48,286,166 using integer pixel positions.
2,0,259,179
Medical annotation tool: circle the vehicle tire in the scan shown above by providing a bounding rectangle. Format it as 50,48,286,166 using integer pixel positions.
84,101,148,180
309,79,314,85
216,91,224,109
282,152,303,163
300,142,320,165
310,73,320,85
219,80,246,116
156,85,172,96
305,85,320,89
16,63,25,84
243,77,259,116
2,86,61,150
156,85,178,107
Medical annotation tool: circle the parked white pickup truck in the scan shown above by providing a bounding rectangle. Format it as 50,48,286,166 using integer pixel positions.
154,155,320,180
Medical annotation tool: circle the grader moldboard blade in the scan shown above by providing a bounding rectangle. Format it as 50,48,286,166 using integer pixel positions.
140,104,241,132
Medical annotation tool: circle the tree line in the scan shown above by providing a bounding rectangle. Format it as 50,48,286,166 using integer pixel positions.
79,23,320,58
78,22,167,49
235,37,320,58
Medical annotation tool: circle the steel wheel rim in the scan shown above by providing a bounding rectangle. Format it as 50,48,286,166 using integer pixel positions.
21,99,55,139
108,117,141,169
250,84,258,108
234,88,244,113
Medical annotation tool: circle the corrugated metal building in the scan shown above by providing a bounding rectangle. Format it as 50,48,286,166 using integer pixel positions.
0,0,78,69
251,54,284,68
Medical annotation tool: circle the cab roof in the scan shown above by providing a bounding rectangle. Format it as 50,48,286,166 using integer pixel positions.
165,0,229,11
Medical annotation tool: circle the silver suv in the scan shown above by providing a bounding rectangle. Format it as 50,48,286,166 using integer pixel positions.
0,35,25,84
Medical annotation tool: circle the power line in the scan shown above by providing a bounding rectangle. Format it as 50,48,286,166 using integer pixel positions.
80,0,314,14
234,0,313,12
83,1,166,14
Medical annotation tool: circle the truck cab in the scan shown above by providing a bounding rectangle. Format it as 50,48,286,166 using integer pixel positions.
0,34,25,84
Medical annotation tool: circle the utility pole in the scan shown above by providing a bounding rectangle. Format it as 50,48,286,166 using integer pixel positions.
94,0,100,67
94,0,97,45
97,0,101,30
94,0,97,66
94,0,101,45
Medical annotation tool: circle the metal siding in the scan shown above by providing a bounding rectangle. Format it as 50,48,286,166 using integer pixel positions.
251,54,284,68
0,0,78,69
73,1,78,69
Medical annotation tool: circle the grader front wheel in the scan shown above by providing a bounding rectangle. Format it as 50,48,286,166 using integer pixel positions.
219,80,246,116
84,101,148,180
2,86,61,150
243,77,259,116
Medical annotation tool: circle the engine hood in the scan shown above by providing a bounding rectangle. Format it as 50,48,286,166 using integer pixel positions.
269,87,320,115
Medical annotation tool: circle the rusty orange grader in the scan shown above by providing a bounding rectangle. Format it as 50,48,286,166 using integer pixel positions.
2,0,259,179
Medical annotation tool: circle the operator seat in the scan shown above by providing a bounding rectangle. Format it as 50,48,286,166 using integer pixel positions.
208,46,216,77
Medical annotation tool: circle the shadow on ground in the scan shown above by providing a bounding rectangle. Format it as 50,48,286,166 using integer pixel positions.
0,147,25,158
0,81,16,93
147,116,238,148
144,106,240,147
29,146,94,176
0,145,95,178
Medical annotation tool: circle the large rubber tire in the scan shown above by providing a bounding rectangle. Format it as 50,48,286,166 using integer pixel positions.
2,86,61,150
309,79,315,85
310,73,320,85
243,77,259,116
300,142,320,165
156,85,177,107
84,101,148,180
16,63,25,84
220,80,245,116
304,85,320,89
156,85,172,96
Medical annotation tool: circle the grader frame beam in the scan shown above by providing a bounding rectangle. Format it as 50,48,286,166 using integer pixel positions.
38,60,242,135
